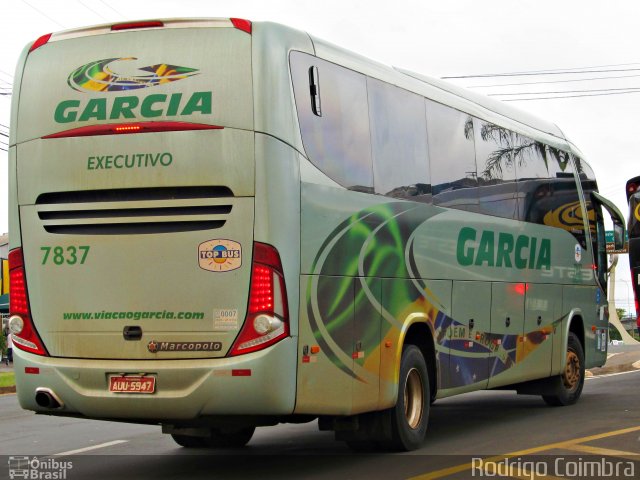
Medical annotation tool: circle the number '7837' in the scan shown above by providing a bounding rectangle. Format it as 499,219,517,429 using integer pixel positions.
41,246,91,265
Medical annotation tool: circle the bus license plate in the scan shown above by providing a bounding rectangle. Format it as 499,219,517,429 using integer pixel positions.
109,376,156,394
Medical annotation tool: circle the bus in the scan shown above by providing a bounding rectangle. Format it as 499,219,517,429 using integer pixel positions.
626,176,640,321
7,18,626,451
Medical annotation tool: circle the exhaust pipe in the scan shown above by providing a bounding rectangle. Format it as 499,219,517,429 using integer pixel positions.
35,388,64,409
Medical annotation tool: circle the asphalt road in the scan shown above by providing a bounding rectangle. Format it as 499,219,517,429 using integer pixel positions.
1,369,640,480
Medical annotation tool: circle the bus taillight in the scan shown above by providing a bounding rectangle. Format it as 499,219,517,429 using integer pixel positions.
230,243,289,356
29,33,52,53
111,21,164,31
8,248,48,356
230,18,252,34
626,177,640,202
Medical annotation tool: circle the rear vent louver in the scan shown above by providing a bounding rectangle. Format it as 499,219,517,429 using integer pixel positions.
36,186,234,235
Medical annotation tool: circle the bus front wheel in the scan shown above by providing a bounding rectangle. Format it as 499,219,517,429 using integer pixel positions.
542,332,585,406
383,344,430,451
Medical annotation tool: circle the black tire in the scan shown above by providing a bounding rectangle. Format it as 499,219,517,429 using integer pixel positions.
542,332,585,406
382,345,430,451
171,427,255,448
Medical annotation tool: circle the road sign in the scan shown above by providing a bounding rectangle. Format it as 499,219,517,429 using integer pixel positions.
605,230,629,254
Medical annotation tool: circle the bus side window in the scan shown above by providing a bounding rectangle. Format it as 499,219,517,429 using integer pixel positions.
290,51,373,192
367,78,431,201
425,100,478,212
474,119,519,220
513,135,552,224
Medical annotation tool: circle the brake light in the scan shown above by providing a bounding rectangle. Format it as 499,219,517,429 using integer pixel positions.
29,33,52,53
111,21,164,31
626,178,640,201
230,18,252,34
230,243,289,356
8,248,48,356
512,283,529,296
42,122,223,139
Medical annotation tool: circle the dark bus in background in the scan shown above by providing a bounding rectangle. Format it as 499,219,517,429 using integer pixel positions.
626,176,640,318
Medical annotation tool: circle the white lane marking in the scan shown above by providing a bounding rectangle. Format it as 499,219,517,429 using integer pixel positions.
607,353,620,359
53,440,128,456
586,369,640,380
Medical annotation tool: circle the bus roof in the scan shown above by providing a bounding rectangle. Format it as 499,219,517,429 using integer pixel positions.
18,17,586,160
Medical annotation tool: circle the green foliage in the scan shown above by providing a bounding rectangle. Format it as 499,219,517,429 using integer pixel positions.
0,332,5,356
609,324,622,341
616,308,626,319
0,372,15,388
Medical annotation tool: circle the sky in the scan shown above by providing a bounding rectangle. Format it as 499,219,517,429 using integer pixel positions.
0,0,638,314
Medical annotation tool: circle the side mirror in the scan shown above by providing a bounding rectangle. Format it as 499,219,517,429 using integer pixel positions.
592,191,627,251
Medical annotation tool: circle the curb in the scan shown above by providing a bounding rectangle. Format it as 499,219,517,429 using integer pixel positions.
0,386,16,395
588,357,640,377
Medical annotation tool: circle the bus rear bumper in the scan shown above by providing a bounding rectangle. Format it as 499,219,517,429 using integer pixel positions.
13,338,297,421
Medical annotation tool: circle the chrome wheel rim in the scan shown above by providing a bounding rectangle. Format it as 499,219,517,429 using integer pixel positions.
404,368,424,429
563,350,581,392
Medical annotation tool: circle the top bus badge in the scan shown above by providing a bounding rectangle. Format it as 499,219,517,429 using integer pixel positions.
198,239,242,272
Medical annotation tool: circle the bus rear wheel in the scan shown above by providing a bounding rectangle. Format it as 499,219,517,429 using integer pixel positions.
382,345,430,451
542,332,585,406
171,427,255,448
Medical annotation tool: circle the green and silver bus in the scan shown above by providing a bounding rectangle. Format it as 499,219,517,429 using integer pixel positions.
7,18,626,451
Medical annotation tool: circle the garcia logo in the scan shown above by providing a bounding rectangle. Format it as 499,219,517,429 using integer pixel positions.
456,227,551,270
68,57,199,92
54,57,210,124
198,239,242,272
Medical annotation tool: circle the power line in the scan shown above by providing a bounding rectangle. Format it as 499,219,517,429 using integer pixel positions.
444,62,640,78
468,73,640,89
488,62,640,75
0,70,13,81
504,90,640,101
97,0,126,19
443,67,640,80
22,0,66,29
77,0,110,21
490,86,640,97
